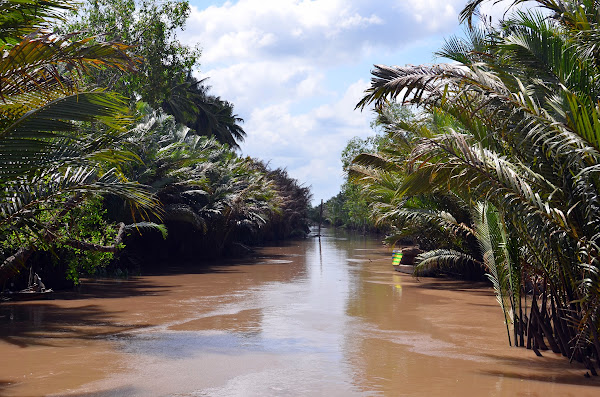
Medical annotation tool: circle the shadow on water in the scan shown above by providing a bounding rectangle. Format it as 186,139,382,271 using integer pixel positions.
0,303,151,348
4,248,300,303
478,369,598,387
413,279,494,296
63,278,176,300
130,238,309,277
0,241,313,351
1,275,176,303
479,351,600,387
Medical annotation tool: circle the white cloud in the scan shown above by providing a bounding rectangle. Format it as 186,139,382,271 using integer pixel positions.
402,0,459,31
186,0,464,66
241,80,372,201
476,0,539,25
183,0,468,202
198,60,328,113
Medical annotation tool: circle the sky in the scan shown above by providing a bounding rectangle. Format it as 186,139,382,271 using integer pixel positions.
181,0,517,204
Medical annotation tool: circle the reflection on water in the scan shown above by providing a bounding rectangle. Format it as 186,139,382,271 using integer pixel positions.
0,228,599,396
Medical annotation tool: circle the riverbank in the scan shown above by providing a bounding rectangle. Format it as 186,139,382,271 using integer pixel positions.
1,230,598,396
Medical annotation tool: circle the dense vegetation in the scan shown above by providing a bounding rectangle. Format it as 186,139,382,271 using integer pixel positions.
343,0,600,374
0,0,311,289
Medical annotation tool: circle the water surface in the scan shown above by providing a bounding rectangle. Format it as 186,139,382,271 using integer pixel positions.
1,229,598,396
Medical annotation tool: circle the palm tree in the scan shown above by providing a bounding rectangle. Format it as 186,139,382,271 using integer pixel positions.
161,72,247,149
126,109,273,258
201,158,275,254
0,0,72,44
245,160,312,240
0,0,159,279
349,108,483,277
357,0,600,370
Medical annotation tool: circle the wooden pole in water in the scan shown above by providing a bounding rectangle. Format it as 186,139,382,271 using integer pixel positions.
318,199,323,237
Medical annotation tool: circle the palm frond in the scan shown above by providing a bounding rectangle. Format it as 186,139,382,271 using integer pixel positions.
0,0,73,44
123,222,168,239
414,249,481,275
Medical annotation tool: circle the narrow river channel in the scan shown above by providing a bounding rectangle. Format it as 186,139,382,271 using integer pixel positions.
1,229,599,396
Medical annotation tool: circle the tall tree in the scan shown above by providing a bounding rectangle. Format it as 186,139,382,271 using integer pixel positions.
66,0,200,107
161,73,247,148
69,2,246,148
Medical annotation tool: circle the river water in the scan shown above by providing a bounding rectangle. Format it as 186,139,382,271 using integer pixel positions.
1,229,599,396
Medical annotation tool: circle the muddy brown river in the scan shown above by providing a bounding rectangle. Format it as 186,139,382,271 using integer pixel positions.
1,229,599,396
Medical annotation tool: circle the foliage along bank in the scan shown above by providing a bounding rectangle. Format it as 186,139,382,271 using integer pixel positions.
0,0,311,290
345,0,600,375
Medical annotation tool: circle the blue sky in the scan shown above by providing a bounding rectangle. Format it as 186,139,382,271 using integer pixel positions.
182,0,517,204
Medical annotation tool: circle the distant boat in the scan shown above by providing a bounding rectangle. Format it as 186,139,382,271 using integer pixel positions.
1,288,54,301
392,246,422,274
392,250,403,271
1,269,53,301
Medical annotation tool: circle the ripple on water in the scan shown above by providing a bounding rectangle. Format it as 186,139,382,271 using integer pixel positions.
112,330,331,359
346,258,368,263
262,259,295,264
251,258,295,265
369,328,488,363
